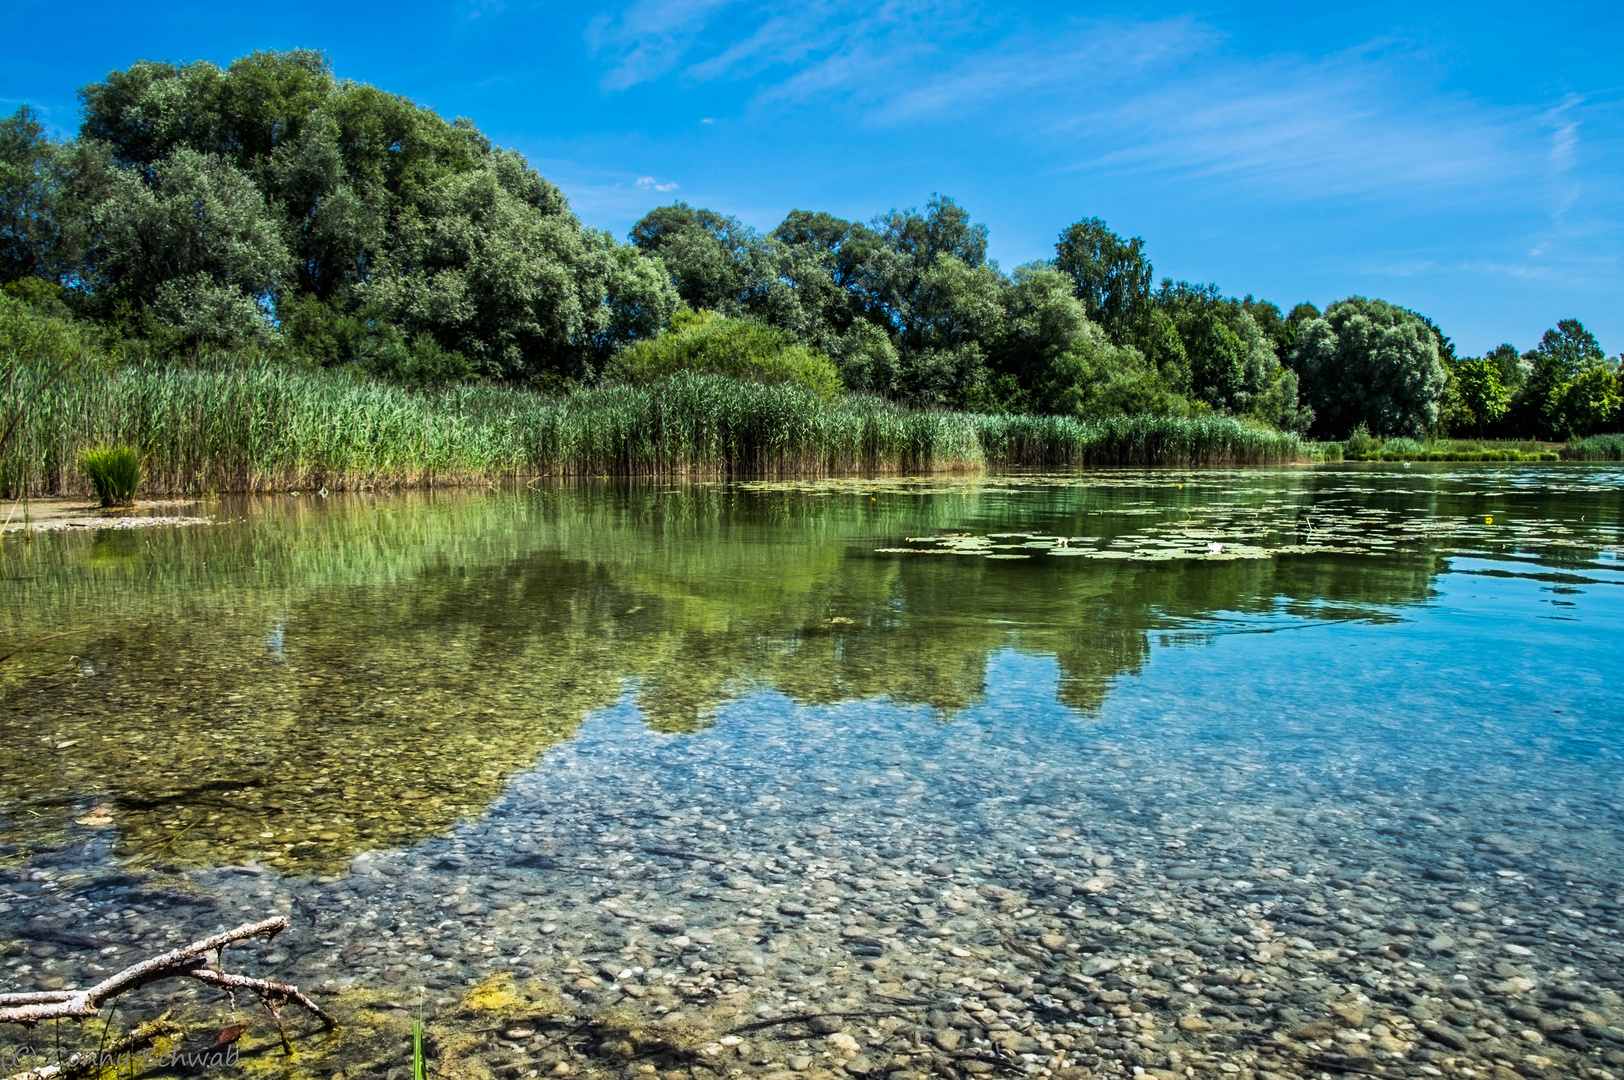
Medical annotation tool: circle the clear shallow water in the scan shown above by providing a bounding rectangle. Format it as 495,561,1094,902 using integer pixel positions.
1,466,1622,1080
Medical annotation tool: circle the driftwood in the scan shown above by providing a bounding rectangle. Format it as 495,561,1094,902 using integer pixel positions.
0,917,335,1031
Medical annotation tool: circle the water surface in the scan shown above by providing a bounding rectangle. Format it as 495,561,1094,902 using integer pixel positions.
1,466,1621,1079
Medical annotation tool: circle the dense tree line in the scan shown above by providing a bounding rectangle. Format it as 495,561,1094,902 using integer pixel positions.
0,51,678,384
2,50,1618,438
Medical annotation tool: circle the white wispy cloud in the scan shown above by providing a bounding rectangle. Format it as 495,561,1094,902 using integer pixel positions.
581,0,1621,298
586,0,971,92
584,0,1569,207
636,175,680,191
585,0,747,90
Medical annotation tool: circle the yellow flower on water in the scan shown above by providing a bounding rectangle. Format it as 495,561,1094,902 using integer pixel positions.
1485,516,1493,524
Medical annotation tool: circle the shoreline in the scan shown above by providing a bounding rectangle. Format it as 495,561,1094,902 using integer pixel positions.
0,454,1603,513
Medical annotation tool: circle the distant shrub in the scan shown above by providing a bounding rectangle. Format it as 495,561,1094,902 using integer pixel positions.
606,310,843,400
80,445,141,506
1344,424,1379,458
1382,437,1425,457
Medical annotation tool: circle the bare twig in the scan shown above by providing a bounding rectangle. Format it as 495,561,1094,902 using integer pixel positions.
0,628,101,665
188,969,337,1030
0,917,331,1032
728,1008,899,1034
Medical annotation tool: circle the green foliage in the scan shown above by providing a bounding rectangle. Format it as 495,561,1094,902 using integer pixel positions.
2,345,1306,497
1290,296,1448,438
3,275,74,320
1147,282,1311,430
1380,437,1425,457
628,203,773,316
974,411,1300,467
1,106,73,284
79,444,141,505
1024,320,1182,419
1052,217,1152,344
1485,343,1526,391
1278,302,1322,357
606,310,843,400
1562,433,1624,461
0,288,92,364
1334,428,1562,462
1344,425,1380,457
1519,319,1618,438
11,46,1606,442
56,50,676,376
87,145,290,346
822,319,900,396
1442,356,1511,436
1551,362,1621,437
630,195,1015,410
278,294,371,368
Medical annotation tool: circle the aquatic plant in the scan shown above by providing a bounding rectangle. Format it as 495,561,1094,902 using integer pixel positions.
1563,433,1624,461
3,354,1306,496
79,445,142,506
974,412,1301,467
1331,429,1565,463
1377,437,1426,460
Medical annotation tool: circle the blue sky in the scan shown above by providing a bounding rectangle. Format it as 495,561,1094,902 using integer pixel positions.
3,0,1620,355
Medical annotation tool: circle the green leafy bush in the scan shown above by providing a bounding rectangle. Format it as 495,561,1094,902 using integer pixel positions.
1343,425,1380,458
80,445,141,506
605,310,843,400
1381,437,1426,458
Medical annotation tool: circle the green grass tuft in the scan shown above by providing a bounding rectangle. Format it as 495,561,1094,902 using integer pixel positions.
79,445,142,506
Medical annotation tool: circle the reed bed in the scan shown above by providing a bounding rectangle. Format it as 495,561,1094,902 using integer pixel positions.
1,358,1307,496
1562,433,1624,461
974,412,1301,467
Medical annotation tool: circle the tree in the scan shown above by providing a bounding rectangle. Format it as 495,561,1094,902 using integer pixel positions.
873,194,988,270
1522,319,1610,438
1444,357,1511,437
893,253,1005,407
998,264,1092,373
1052,217,1152,345
1026,322,1174,418
1278,302,1321,357
0,107,70,285
60,50,679,374
1484,343,1526,392
1290,297,1448,438
1154,282,1245,409
1234,310,1312,432
630,202,763,315
1550,362,1620,438
87,147,290,346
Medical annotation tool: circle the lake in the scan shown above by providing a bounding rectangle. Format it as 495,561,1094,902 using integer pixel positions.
1,465,1621,1080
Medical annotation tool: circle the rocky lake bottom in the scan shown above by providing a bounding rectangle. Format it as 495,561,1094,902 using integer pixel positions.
0,469,1620,1080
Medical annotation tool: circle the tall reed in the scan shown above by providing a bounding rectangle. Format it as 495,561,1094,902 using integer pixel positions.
1563,433,1624,461
1,356,1307,496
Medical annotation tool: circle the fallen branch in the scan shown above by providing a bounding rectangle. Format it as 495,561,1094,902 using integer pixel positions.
640,846,729,865
0,917,333,1032
728,1008,899,1034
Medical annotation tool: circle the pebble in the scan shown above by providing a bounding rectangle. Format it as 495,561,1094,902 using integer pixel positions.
5,524,1623,1080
